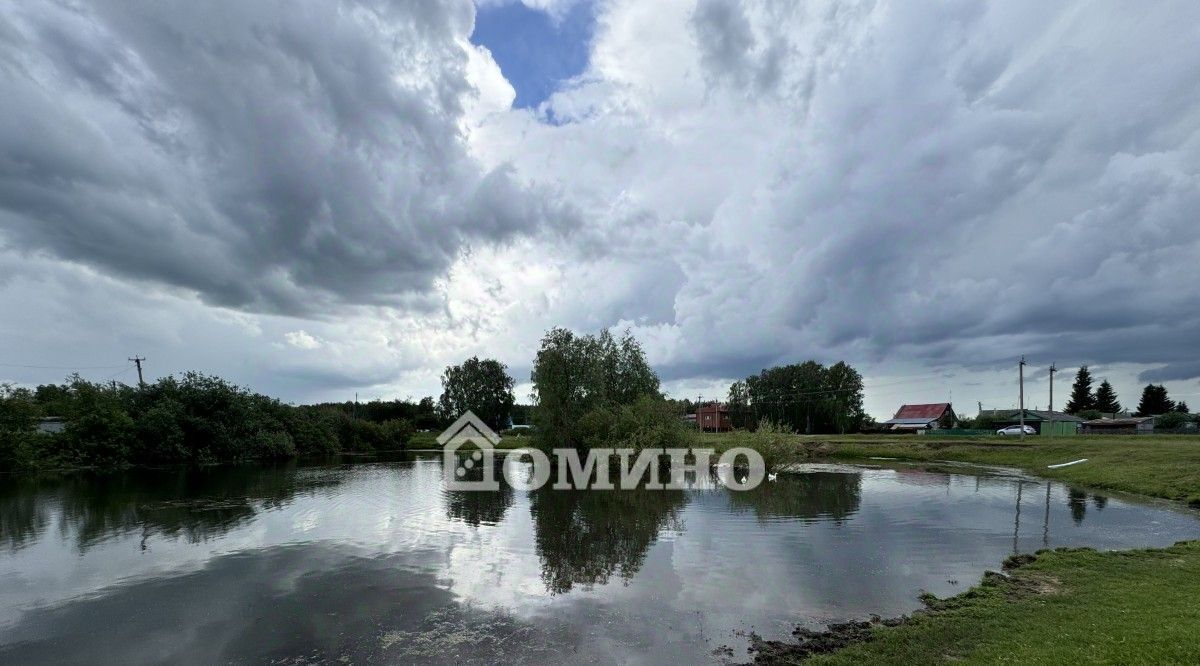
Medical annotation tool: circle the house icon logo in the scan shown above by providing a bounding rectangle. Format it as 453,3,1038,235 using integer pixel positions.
439,411,502,491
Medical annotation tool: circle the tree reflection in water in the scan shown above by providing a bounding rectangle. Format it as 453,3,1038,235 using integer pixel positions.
0,461,350,552
1067,487,1089,525
1064,487,1111,525
530,467,688,594
725,471,862,523
442,461,514,527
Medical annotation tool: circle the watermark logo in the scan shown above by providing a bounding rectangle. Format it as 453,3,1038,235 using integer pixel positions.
439,412,766,492
438,411,502,491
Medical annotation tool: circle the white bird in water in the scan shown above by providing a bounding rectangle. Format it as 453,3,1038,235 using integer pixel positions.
767,472,778,482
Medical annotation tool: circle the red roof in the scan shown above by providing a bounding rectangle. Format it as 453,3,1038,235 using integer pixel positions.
894,403,952,419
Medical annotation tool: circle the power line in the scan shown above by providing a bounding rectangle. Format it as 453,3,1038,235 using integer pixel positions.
101,365,134,382
0,362,128,370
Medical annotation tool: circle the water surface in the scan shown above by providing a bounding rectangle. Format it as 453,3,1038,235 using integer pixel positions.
1,454,1197,664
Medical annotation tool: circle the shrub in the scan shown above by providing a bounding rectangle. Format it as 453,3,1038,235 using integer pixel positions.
608,396,693,454
741,420,803,473
64,407,136,466
0,430,41,472
1155,412,1191,430
379,418,415,449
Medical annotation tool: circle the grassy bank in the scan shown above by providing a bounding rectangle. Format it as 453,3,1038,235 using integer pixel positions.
699,432,1200,506
407,430,538,449
750,541,1200,665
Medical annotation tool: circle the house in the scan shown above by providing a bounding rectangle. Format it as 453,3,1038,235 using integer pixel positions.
1082,416,1156,434
695,403,732,432
35,417,66,435
977,409,1083,435
883,403,956,432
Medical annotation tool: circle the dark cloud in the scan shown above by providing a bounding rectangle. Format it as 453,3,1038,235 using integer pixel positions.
633,2,1200,384
1138,362,1200,384
0,0,567,315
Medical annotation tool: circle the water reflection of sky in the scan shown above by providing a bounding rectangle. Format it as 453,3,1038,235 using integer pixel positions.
2,458,1199,663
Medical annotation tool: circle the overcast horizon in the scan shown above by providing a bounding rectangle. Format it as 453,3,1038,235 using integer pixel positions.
2,0,1199,419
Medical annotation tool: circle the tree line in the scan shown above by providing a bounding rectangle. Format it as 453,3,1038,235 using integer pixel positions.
726,361,867,434
1063,365,1191,418
1,374,416,473
2,327,871,473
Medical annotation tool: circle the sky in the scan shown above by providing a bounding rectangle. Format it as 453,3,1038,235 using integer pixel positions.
2,0,1200,419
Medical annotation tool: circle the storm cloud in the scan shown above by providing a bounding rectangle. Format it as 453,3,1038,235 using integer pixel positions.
0,0,567,314
2,0,1200,413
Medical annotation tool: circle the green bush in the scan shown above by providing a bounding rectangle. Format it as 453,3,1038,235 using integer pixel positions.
614,396,693,453
379,418,415,449
740,420,804,473
1155,412,1192,430
0,430,40,472
64,408,136,466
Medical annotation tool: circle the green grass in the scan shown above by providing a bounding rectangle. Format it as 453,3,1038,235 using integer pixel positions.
699,432,1200,506
770,541,1200,665
406,430,539,450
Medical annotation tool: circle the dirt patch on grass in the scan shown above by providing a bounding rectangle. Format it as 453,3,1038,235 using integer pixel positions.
737,620,887,664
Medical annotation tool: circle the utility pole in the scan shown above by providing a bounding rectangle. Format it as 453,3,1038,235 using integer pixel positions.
1048,363,1057,438
1018,356,1026,440
129,356,145,387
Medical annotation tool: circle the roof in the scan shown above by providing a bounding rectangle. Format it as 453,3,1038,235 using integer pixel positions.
884,417,938,425
696,403,728,413
1083,417,1155,426
894,403,952,419
1025,410,1084,422
977,409,1083,422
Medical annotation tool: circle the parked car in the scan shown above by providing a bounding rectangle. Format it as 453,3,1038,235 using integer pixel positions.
997,425,1036,436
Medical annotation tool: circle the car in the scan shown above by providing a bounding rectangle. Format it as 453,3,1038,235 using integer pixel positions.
997,425,1037,436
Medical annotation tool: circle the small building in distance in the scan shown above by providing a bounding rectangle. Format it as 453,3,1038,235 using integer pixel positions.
695,403,732,432
977,409,1083,435
883,403,956,432
1081,416,1156,435
35,417,66,435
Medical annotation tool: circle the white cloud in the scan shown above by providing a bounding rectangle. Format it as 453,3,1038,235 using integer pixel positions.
284,331,322,350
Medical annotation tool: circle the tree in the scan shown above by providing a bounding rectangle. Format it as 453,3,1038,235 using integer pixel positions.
438,357,515,431
1176,401,1191,414
1155,411,1189,430
740,360,865,434
823,361,866,434
1093,380,1121,415
531,328,663,448
1134,384,1174,416
727,380,750,429
1064,366,1096,414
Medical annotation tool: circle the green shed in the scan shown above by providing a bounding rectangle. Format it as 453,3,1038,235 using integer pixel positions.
977,409,1083,435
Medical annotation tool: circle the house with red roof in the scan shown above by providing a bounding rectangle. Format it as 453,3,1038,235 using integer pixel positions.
882,403,957,432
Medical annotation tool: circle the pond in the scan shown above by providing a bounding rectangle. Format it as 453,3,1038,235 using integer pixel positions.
1,453,1198,664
